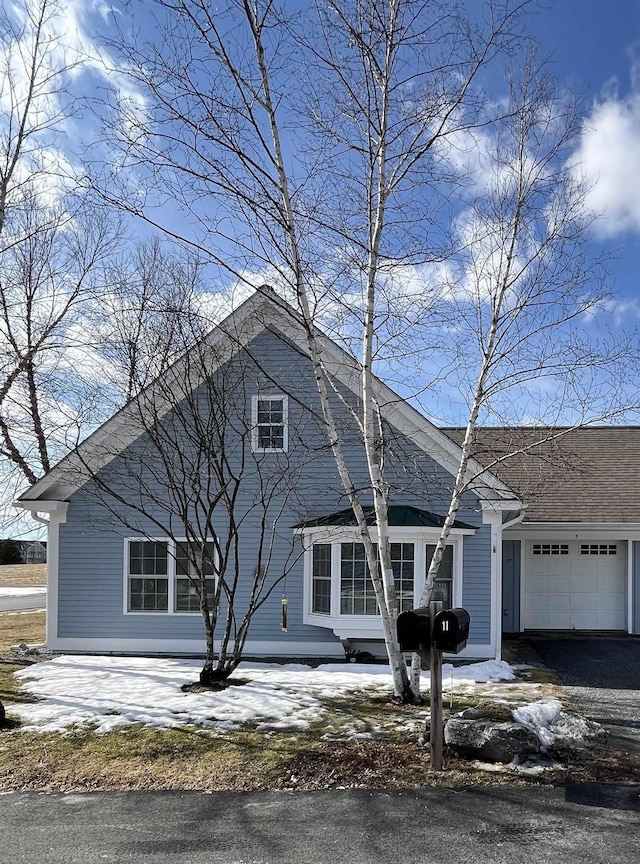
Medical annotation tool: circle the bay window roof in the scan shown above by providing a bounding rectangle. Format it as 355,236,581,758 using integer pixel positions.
295,505,475,530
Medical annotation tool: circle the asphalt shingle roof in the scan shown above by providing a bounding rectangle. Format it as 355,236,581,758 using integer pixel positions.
445,427,640,524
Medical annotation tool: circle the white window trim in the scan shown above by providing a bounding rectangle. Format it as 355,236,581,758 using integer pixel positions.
123,537,217,616
302,528,466,638
251,393,288,453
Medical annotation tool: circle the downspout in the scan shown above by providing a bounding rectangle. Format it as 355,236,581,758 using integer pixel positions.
12,509,48,650
499,506,527,646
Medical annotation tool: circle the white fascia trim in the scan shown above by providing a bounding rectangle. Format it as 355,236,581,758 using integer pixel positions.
14,500,69,518
47,637,346,657
508,523,640,539
18,287,517,507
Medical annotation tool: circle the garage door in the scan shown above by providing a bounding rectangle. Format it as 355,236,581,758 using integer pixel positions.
524,541,626,630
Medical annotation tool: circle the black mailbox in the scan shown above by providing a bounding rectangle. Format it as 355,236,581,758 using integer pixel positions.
432,608,470,654
396,606,431,651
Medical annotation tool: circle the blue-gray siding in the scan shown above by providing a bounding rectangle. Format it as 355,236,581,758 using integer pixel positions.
56,328,492,652
633,541,640,634
502,539,521,633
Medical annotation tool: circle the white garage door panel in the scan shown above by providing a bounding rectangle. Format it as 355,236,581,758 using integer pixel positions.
524,541,626,630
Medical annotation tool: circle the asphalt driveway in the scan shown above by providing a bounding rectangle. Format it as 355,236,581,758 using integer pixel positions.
524,635,640,769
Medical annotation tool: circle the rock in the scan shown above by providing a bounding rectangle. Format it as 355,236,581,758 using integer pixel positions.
445,718,541,763
0,699,5,728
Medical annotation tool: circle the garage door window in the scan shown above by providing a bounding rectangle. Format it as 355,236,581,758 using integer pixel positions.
580,544,617,555
532,543,568,555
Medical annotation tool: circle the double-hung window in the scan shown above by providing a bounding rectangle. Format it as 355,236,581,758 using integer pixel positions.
391,543,415,612
340,542,378,615
175,541,217,612
126,539,216,614
427,543,454,610
252,394,288,452
128,541,169,612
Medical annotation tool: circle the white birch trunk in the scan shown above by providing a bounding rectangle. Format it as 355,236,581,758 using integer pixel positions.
249,2,411,699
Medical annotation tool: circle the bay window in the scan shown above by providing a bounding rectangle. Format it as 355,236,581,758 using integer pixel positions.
305,535,459,626
427,543,454,610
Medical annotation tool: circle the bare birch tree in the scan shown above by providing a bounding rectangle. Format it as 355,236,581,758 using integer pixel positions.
94,0,534,702
0,0,127,526
414,64,633,583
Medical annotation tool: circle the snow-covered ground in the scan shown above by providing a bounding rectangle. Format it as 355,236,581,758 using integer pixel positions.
0,587,46,597
8,655,600,757
10,655,528,735
3,656,568,738
0,586,46,612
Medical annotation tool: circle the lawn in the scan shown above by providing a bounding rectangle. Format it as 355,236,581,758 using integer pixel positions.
0,564,46,588
0,656,547,793
0,610,45,654
1,651,631,793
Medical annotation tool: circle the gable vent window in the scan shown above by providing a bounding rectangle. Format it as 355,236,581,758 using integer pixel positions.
532,543,568,556
580,544,617,556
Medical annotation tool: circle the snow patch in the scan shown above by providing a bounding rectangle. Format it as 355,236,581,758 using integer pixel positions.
513,698,600,747
0,587,46,598
10,654,517,735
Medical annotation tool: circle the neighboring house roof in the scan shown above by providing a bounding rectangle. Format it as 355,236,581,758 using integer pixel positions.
445,426,640,524
295,505,476,530
16,287,519,509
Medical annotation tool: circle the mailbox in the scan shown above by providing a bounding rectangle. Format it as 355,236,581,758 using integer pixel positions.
432,608,470,654
396,606,431,651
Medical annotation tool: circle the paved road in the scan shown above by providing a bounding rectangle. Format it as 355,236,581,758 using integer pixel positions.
0,588,46,612
0,787,638,864
526,636,640,766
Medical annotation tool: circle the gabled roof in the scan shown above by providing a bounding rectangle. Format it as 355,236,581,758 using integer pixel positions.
445,426,640,523
295,505,476,530
17,288,519,507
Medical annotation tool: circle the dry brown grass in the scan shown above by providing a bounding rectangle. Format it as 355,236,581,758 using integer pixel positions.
0,610,46,654
0,725,549,794
0,564,46,588
1,666,637,791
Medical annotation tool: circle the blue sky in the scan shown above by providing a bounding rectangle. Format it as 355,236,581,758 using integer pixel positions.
21,0,639,313
5,0,640,537
532,0,640,308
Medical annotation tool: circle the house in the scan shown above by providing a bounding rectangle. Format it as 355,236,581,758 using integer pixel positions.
447,427,640,635
14,289,639,662
18,540,47,565
0,539,47,565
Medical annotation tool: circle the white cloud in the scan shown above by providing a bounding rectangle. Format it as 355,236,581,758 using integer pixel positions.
0,0,147,190
573,79,640,238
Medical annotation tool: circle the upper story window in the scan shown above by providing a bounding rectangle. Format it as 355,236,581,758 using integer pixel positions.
252,394,288,452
